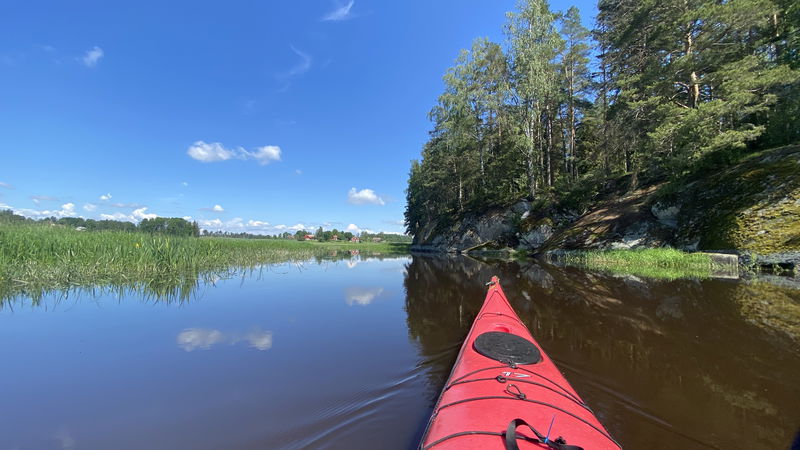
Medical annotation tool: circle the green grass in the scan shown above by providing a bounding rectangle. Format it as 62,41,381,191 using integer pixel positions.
0,223,408,303
559,248,723,280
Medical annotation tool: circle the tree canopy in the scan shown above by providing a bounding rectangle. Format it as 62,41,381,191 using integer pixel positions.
405,0,799,236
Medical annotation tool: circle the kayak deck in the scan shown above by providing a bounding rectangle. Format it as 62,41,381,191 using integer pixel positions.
420,277,619,449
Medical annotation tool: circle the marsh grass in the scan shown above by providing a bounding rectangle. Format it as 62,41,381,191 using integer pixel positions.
0,223,408,303
559,248,721,280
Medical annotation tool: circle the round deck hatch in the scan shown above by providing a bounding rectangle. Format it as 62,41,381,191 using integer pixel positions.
473,331,541,365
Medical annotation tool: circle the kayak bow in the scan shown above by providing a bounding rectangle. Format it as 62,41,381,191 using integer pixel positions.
420,276,620,450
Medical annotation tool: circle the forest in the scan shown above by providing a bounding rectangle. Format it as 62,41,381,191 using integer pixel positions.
404,0,799,236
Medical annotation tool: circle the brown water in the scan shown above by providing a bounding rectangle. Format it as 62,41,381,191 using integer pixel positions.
1,254,798,449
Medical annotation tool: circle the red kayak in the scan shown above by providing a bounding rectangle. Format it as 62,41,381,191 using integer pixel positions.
420,277,620,450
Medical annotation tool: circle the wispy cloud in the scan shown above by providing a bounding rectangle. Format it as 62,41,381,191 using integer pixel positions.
0,182,14,189
81,46,104,67
83,203,97,212
347,187,385,205
110,202,143,208
99,193,112,201
187,141,282,165
322,0,355,21
30,195,58,204
295,169,303,175
181,181,189,187
284,45,312,78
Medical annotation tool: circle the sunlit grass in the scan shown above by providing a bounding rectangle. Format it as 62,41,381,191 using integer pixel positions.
0,223,408,302
558,248,723,280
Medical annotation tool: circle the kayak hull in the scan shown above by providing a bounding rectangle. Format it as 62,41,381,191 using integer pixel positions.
420,277,618,450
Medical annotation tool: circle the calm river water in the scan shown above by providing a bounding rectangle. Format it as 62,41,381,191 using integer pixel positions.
1,254,799,449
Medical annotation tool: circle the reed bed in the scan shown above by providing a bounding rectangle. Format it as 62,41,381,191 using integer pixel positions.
0,223,407,302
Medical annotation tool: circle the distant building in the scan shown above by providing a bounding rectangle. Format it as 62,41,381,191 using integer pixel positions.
350,236,360,243
304,234,315,240
331,235,339,241
372,237,382,243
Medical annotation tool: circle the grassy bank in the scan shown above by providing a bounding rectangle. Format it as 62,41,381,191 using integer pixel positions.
0,223,408,302
557,248,725,280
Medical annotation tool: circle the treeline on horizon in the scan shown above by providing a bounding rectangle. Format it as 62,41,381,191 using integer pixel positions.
404,0,799,236
0,209,412,243
1,209,200,237
200,229,410,243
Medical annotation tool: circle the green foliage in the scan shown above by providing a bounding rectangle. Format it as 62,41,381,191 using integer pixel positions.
406,0,799,238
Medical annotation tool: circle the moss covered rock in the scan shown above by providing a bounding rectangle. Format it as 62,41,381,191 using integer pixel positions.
675,145,800,253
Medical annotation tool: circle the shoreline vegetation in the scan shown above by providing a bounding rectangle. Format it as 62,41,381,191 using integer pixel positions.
551,248,732,280
0,223,409,303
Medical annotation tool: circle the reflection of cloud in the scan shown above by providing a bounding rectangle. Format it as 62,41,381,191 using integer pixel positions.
177,328,225,351
344,287,384,306
177,328,272,351
246,331,273,350
346,259,359,269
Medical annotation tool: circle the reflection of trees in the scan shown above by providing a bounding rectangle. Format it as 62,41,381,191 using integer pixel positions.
404,254,800,449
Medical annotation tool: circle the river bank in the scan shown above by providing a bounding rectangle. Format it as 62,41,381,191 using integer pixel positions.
410,145,800,275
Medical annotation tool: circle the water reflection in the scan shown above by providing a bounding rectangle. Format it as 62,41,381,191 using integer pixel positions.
176,328,274,351
344,287,384,306
404,254,800,449
0,253,399,308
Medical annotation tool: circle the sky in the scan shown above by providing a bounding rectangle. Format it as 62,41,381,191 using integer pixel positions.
0,0,598,236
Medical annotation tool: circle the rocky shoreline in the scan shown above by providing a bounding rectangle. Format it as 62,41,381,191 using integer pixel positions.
410,146,800,275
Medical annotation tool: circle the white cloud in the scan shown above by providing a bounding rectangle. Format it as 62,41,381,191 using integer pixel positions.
12,203,77,219
187,141,282,165
132,207,157,220
182,216,193,221
198,218,223,228
81,46,104,67
347,187,385,205
99,193,112,201
200,204,225,213
345,223,361,234
0,182,14,189
100,212,129,221
99,206,157,222
187,141,234,162
252,146,282,165
199,218,312,235
322,0,355,21
344,287,383,306
181,181,189,187
177,328,272,351
83,203,97,212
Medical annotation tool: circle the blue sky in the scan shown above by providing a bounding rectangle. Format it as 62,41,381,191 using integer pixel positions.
1,0,597,235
